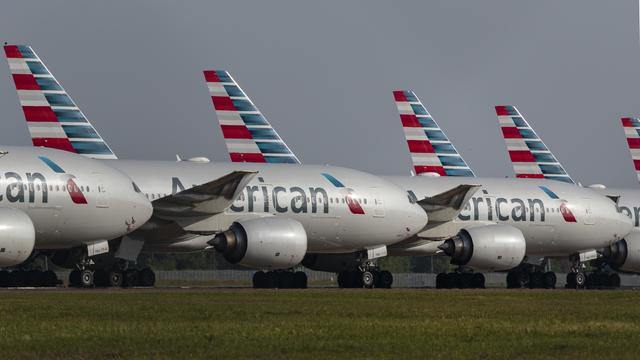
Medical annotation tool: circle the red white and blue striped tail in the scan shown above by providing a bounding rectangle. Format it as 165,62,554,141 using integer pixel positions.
621,117,640,182
495,105,573,183
3,45,117,159
203,70,300,164
393,90,474,177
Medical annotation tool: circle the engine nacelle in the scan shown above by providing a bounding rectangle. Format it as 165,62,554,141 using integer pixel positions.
210,218,307,269
302,253,361,273
602,231,640,273
439,224,526,271
0,208,35,267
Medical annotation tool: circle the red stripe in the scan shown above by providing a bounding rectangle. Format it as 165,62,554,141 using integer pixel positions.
229,152,266,163
4,45,22,59
221,125,252,139
622,118,635,128
508,150,535,162
414,166,446,176
495,105,514,116
67,179,87,204
346,194,365,215
393,91,407,102
12,74,39,90
628,138,640,149
23,106,58,122
407,140,434,153
501,127,522,139
516,174,544,179
32,138,76,153
634,160,640,171
400,114,421,127
560,203,577,223
211,96,235,111
203,70,221,83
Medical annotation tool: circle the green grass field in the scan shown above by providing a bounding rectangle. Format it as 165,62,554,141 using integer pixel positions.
1,289,640,359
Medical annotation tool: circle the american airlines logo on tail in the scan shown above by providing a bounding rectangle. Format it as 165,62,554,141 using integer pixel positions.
393,90,474,177
203,70,300,164
495,105,574,183
621,117,640,182
3,45,117,160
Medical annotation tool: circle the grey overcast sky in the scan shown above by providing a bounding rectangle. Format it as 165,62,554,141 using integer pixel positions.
1,1,639,187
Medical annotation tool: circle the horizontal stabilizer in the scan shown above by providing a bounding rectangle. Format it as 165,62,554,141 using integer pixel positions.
152,171,256,219
417,184,481,222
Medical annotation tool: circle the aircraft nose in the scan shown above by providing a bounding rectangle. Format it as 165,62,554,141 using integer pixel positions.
128,194,153,233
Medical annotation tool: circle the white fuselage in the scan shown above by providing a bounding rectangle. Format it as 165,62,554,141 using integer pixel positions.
104,160,427,253
0,146,152,249
387,176,632,256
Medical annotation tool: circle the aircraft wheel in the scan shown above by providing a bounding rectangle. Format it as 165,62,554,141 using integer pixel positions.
293,271,307,289
574,272,586,289
460,273,474,289
43,270,58,287
80,269,94,288
0,270,10,287
93,269,108,287
278,272,295,288
139,268,156,287
608,273,621,288
435,273,446,289
361,271,374,288
543,272,556,289
473,273,485,289
123,269,139,288
529,272,544,289
108,271,123,288
69,269,81,288
447,273,461,289
253,271,266,288
566,272,577,289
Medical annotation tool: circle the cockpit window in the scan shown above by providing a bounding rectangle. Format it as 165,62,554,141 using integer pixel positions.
132,182,142,193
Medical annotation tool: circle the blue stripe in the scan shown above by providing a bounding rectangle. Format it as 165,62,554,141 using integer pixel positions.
249,128,279,140
241,114,268,126
417,117,437,128
232,99,256,112
538,186,559,199
265,156,299,164
54,109,87,123
256,142,291,154
411,104,428,115
215,71,233,82
62,125,100,139
35,77,63,91
224,85,245,97
70,141,113,155
444,169,474,177
403,91,418,102
27,61,49,75
38,156,65,173
18,46,36,59
321,173,344,188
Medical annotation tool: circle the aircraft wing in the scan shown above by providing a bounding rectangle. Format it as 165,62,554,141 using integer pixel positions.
152,171,256,219
417,184,481,223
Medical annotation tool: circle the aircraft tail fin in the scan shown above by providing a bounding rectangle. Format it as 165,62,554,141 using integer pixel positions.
621,117,640,182
495,105,574,183
393,90,474,177
3,44,117,159
203,70,300,164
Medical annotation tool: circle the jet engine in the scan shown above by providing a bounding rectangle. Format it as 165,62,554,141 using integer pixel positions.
210,217,307,269
0,208,35,267
438,224,526,271
601,231,640,273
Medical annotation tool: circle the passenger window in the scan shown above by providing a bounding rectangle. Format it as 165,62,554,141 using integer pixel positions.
56,185,59,191
364,199,367,205
86,186,90,192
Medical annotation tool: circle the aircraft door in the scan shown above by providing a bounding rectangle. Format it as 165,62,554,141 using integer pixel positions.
582,198,595,225
93,173,109,208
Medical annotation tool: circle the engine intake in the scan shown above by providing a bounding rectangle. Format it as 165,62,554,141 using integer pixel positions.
0,208,35,267
438,224,526,271
602,231,640,273
210,217,307,269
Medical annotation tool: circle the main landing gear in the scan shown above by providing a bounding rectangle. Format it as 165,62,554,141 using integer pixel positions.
252,270,308,289
68,267,156,288
337,262,393,289
436,271,485,289
506,263,556,289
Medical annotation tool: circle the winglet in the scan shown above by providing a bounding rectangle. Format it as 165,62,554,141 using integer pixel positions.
495,105,574,183
3,44,117,159
203,70,300,164
417,184,481,222
393,90,474,177
621,117,640,182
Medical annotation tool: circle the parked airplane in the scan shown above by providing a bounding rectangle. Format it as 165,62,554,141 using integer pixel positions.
200,70,633,289
495,105,640,288
4,45,430,289
0,145,152,286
